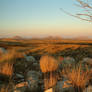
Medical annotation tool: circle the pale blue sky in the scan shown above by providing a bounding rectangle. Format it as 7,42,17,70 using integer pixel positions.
0,0,92,38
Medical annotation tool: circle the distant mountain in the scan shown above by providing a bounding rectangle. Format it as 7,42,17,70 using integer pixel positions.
44,36,62,40
12,36,23,40
73,36,92,40
1,36,24,41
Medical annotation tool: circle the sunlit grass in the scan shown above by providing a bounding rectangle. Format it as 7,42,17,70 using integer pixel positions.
25,43,89,55
0,49,23,76
62,65,91,92
40,55,58,90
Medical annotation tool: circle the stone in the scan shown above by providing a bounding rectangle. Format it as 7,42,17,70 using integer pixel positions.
26,71,41,92
24,54,36,63
54,80,74,92
16,74,24,79
82,58,92,65
13,82,28,92
0,47,7,55
61,57,75,68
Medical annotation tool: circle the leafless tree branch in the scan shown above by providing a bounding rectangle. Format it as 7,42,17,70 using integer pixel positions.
61,0,92,22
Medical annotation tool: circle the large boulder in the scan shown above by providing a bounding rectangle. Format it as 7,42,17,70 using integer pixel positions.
13,70,43,92
26,71,42,92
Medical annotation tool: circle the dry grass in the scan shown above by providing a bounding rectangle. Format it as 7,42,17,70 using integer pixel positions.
0,49,16,76
2,39,91,55
25,43,89,55
40,55,58,73
0,62,13,76
40,55,58,90
62,65,91,92
44,72,58,90
0,81,14,92
0,49,24,77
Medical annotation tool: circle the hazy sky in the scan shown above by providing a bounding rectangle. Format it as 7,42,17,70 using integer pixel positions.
0,0,92,38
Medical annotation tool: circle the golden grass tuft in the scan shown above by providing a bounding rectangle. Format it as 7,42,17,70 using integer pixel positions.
0,62,13,76
0,49,25,77
62,65,91,92
44,72,58,90
40,55,58,90
0,49,16,76
40,55,58,73
0,49,16,63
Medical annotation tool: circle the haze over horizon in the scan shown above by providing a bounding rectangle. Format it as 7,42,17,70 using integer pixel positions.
0,0,92,38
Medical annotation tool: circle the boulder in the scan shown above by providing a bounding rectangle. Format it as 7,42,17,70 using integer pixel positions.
26,71,42,92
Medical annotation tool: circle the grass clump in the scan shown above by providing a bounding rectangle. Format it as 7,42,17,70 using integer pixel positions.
0,50,16,77
40,55,58,90
62,64,91,92
40,55,58,73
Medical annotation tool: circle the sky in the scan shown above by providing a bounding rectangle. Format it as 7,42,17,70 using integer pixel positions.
0,0,92,38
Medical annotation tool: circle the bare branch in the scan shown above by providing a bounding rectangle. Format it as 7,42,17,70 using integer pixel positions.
60,0,92,22
60,8,92,22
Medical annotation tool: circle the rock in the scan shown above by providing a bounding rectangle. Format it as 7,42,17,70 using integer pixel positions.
54,80,74,92
14,60,27,74
61,57,75,68
80,58,92,70
0,47,7,55
82,58,92,65
32,62,40,70
54,81,64,92
26,71,42,92
62,57,75,64
63,57,75,63
13,82,28,92
26,71,41,80
16,74,24,79
24,54,36,63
